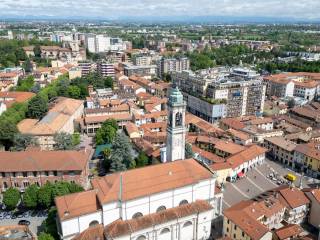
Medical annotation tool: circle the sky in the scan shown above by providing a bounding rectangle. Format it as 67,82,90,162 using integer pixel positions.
0,0,319,20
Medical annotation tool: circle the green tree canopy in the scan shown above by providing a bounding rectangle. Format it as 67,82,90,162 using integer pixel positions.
38,233,55,240
27,95,48,119
37,183,53,208
23,184,39,209
53,132,74,150
11,133,38,151
185,143,194,159
135,151,149,168
3,187,20,210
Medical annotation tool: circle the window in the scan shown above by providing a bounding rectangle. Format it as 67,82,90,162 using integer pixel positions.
3,182,8,189
233,234,236,239
175,112,183,127
160,228,170,235
179,200,188,206
45,171,49,176
183,221,192,228
136,235,146,240
234,225,237,230
14,182,19,188
89,220,99,227
23,182,30,188
226,227,229,232
156,205,166,213
23,172,27,177
132,212,143,219
53,171,58,176
227,220,230,224
33,172,37,177
242,231,245,237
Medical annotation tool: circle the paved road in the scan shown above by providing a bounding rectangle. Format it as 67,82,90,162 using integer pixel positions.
0,214,46,235
222,158,320,209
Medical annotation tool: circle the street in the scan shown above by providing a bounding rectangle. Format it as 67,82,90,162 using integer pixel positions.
222,158,320,209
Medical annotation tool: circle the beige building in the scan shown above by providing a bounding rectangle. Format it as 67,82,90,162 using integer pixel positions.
18,97,84,150
223,186,311,240
263,136,297,167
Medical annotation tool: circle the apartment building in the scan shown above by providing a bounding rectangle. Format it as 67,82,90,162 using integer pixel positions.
55,159,223,240
17,97,84,150
157,57,190,77
0,149,91,193
132,54,152,66
78,62,95,76
173,68,265,121
123,63,157,77
96,61,115,78
85,34,125,53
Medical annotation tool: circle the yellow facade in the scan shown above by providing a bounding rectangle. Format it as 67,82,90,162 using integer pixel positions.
305,156,320,172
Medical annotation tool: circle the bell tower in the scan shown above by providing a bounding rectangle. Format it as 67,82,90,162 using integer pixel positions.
166,86,186,162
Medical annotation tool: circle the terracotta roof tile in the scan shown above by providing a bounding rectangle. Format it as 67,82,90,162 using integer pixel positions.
91,159,213,204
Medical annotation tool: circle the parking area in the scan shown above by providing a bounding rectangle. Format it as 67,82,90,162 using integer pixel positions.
0,210,47,235
222,158,320,209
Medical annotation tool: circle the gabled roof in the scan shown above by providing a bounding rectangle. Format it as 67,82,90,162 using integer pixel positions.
0,149,91,172
55,190,100,221
91,159,213,204
104,200,212,238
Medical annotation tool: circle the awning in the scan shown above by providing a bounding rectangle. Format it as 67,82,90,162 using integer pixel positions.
237,172,244,178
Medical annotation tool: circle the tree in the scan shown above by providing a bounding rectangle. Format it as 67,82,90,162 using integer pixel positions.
68,182,84,193
52,181,71,198
53,132,74,150
27,95,48,119
3,187,20,210
42,208,59,239
0,119,18,147
38,233,54,240
11,134,38,151
38,183,53,208
72,132,81,146
111,133,134,170
23,58,33,73
95,119,118,144
135,152,149,167
104,76,113,89
185,143,194,158
23,184,39,209
287,98,296,109
110,153,127,172
67,85,81,99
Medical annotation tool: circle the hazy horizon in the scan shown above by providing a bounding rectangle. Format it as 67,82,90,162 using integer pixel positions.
1,0,319,22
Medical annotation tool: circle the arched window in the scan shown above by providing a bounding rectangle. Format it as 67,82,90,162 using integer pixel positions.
175,112,183,127
89,220,99,227
136,235,146,240
156,205,166,213
160,228,170,234
179,200,188,206
183,221,193,228
132,212,143,219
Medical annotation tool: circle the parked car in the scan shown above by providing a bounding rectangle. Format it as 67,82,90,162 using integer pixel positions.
18,220,30,226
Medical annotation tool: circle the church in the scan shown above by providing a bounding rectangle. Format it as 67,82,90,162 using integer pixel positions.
55,86,223,240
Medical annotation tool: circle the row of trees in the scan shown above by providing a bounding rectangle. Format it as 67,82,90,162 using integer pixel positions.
257,59,320,73
3,181,84,211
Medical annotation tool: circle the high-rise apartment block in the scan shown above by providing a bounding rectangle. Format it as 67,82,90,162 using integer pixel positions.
172,67,266,122
97,61,115,79
158,57,190,77
85,34,125,53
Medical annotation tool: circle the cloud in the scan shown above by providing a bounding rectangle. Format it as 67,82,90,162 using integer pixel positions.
0,0,319,19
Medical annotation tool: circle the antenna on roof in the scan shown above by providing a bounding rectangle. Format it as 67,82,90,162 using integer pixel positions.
118,173,123,220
